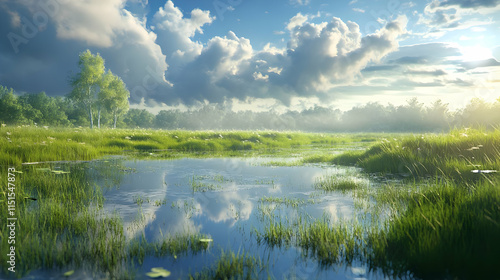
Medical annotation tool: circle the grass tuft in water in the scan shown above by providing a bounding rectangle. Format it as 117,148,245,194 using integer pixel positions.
189,250,267,280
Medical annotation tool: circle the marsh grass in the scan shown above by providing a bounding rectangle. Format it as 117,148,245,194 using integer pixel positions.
259,196,307,208
0,165,209,278
257,214,364,266
369,179,500,279
314,174,368,192
331,128,500,182
189,250,267,280
0,126,383,165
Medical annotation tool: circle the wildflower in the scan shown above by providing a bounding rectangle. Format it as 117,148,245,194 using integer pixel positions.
125,136,131,140
6,132,11,135
43,126,49,129
1,124,6,127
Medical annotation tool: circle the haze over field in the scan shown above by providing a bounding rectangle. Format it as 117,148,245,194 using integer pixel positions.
1,0,499,113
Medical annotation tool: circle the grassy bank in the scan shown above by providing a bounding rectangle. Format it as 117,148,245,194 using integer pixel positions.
0,126,381,166
284,128,500,279
330,128,500,181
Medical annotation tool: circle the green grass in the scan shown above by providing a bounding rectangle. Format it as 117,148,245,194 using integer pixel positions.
0,126,383,165
330,128,500,181
189,250,267,280
314,174,368,192
369,179,500,279
257,215,364,266
0,165,209,278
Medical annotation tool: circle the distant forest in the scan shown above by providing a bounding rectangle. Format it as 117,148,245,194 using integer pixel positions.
1,84,500,132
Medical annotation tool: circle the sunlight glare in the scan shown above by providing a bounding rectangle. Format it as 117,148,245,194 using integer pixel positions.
460,46,493,61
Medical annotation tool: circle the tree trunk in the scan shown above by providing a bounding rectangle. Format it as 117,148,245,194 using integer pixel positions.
89,104,93,129
113,111,117,129
98,108,101,129
87,86,93,129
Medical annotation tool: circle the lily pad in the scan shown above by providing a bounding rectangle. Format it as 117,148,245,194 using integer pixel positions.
63,270,74,277
146,267,171,278
199,238,213,243
51,170,70,174
35,168,51,172
471,170,498,174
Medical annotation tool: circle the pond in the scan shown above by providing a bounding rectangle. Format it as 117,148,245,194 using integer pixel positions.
18,157,396,279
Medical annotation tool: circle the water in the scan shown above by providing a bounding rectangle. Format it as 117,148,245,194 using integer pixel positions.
20,157,393,279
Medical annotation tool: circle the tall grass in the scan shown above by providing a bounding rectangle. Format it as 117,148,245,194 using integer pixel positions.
0,126,382,165
189,250,267,280
332,128,500,181
0,165,208,278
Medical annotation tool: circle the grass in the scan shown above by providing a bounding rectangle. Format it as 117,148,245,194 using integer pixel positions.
0,164,209,278
3,125,500,279
259,196,308,208
330,128,500,181
256,128,500,279
314,174,368,192
189,250,267,280
369,179,500,279
257,215,364,266
0,125,381,165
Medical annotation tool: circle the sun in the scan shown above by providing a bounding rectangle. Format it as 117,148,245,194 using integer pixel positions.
460,46,493,62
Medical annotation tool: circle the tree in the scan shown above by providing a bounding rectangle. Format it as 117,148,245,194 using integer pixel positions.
0,85,25,124
124,109,154,128
154,110,180,129
19,92,70,126
100,71,130,128
68,50,105,129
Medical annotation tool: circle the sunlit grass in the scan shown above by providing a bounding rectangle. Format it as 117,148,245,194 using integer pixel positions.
0,126,382,165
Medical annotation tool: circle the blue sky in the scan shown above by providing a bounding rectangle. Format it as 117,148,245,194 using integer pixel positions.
1,0,499,113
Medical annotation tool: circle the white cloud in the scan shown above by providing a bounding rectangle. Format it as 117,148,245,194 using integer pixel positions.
418,0,499,36
287,13,309,31
352,8,365,13
290,0,310,6
153,1,215,65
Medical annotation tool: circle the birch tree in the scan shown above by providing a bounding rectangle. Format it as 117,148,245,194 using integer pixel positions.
68,50,105,129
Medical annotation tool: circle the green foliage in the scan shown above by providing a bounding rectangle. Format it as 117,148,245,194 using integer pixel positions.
370,180,500,279
123,109,155,128
68,50,106,128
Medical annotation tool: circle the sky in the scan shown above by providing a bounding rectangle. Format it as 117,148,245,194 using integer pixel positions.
1,0,499,113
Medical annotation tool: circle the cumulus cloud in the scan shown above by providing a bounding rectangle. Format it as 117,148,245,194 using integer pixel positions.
0,1,409,108
418,0,499,36
152,1,215,65
0,0,168,104
152,14,409,106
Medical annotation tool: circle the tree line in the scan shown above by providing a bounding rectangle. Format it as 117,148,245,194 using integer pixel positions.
1,50,500,132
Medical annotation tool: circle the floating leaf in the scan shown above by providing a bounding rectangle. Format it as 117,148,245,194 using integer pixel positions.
471,170,498,174
63,270,74,277
51,170,70,174
35,168,51,172
146,267,171,278
199,238,213,243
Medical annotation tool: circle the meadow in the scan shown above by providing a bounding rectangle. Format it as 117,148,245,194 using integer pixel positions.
0,126,499,279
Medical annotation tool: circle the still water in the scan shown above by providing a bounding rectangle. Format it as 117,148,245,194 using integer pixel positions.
22,157,393,279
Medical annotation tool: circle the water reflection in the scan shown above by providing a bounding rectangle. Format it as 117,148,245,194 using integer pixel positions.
93,158,385,279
